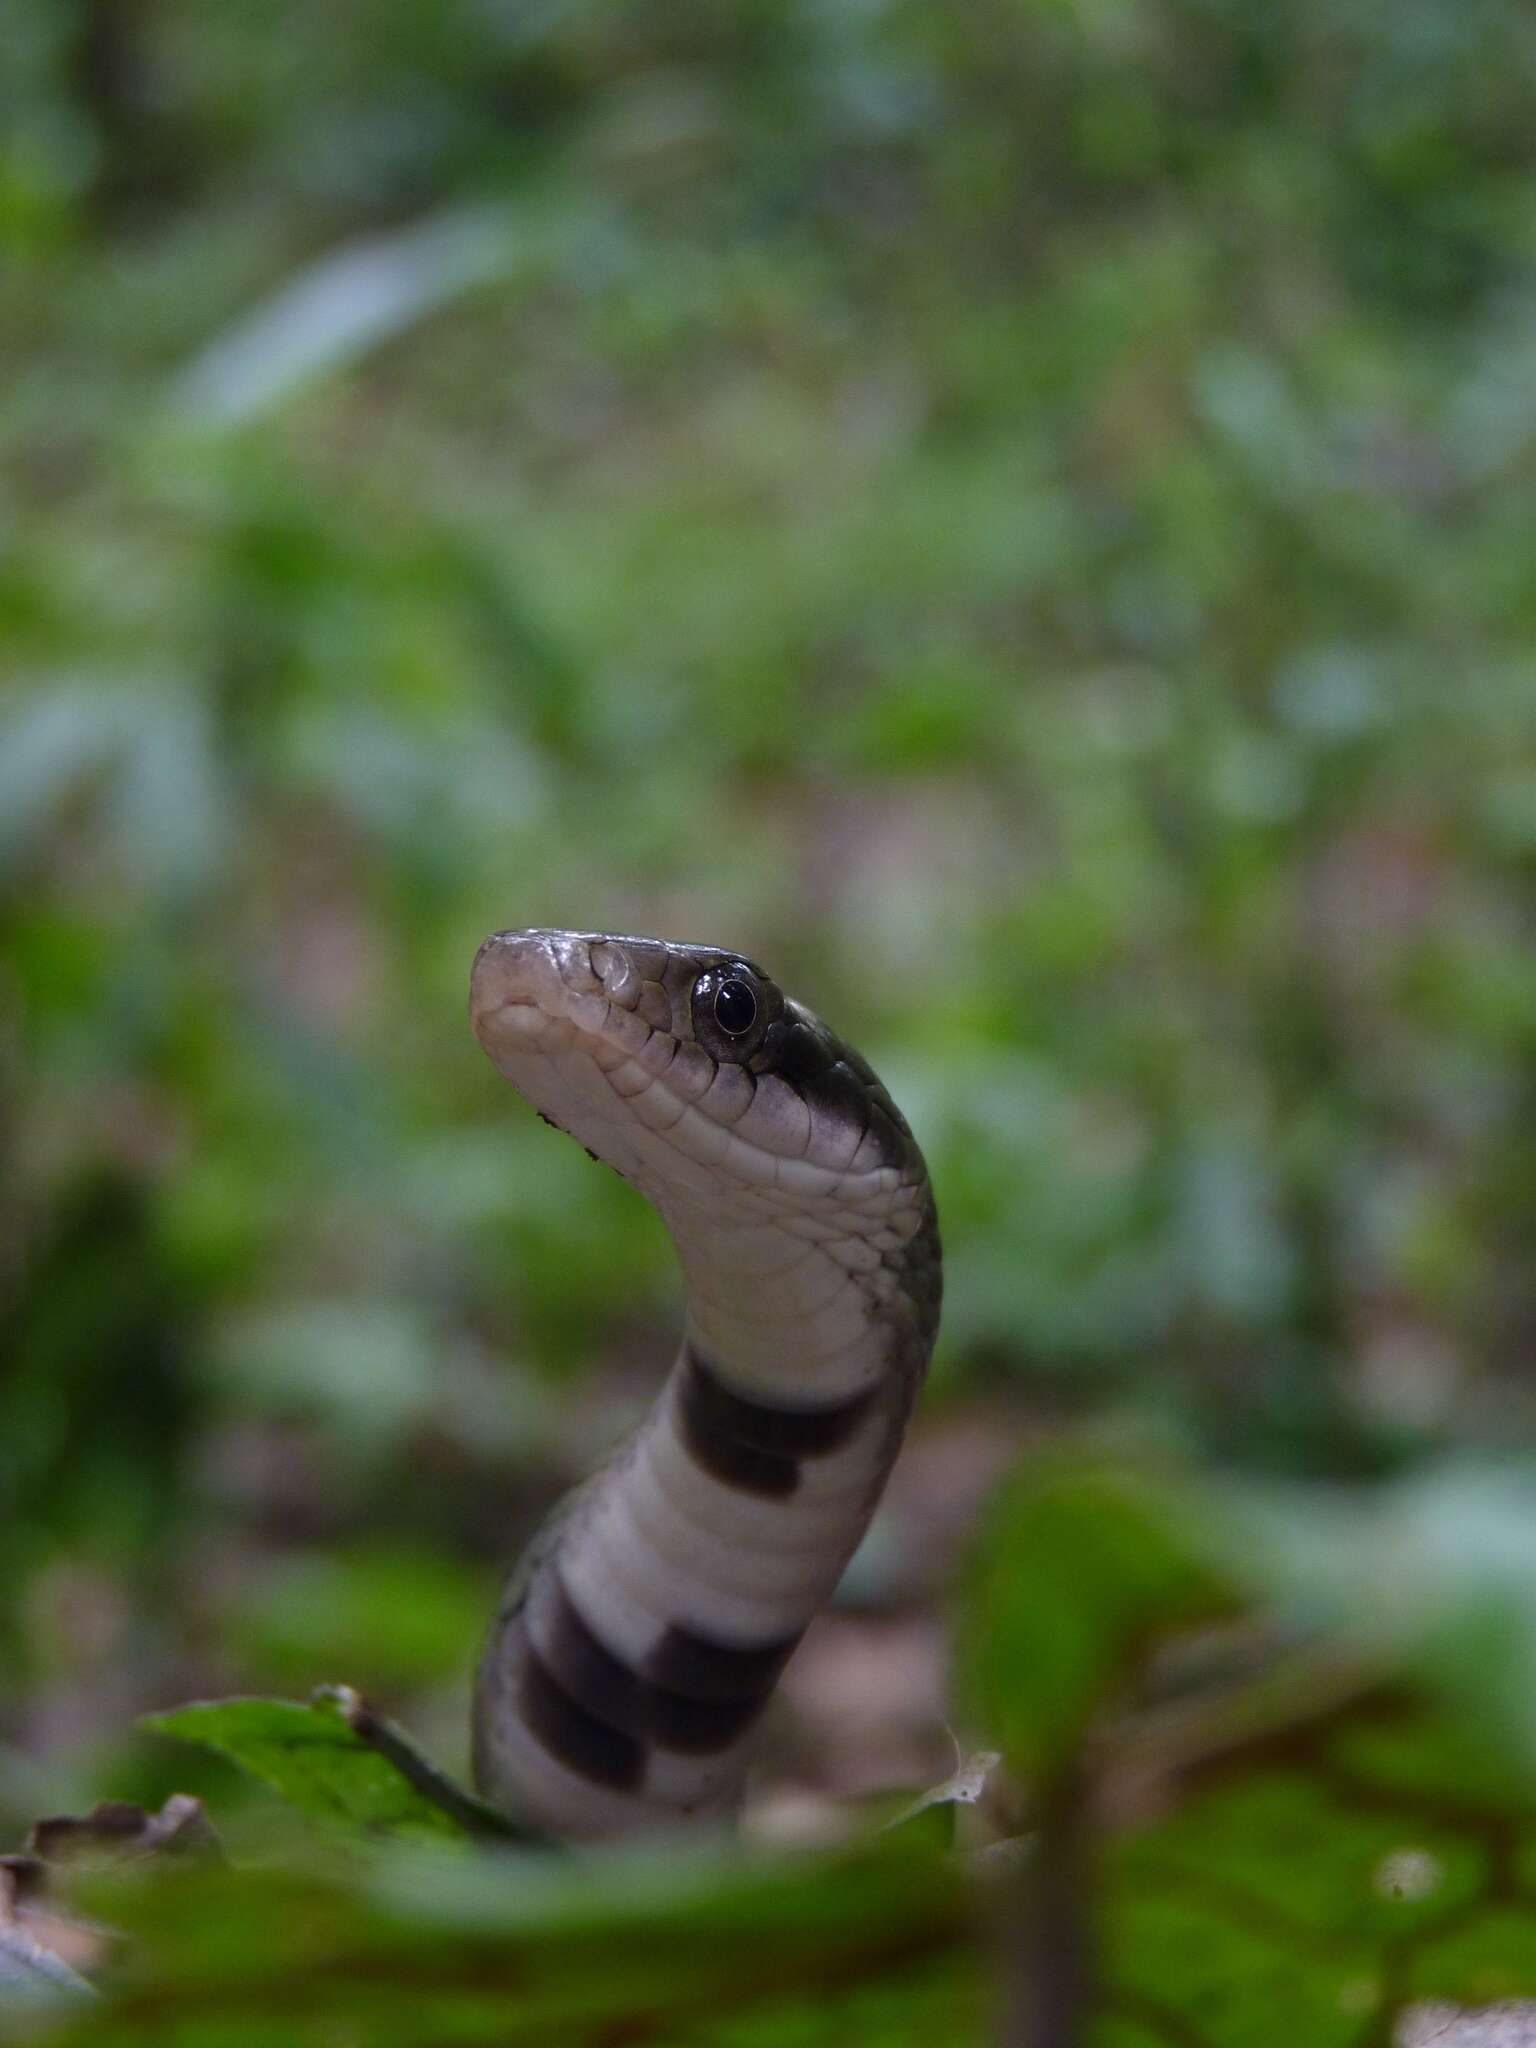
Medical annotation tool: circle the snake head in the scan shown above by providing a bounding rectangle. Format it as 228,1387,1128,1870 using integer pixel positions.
469,928,918,1213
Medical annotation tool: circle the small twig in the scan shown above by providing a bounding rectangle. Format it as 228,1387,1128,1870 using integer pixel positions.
1098,1647,1387,1815
313,1687,548,1848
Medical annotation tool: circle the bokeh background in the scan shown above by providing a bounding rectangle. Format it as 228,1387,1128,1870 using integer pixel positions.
5,0,1536,1838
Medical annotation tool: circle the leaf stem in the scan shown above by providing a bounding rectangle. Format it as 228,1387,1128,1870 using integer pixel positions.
312,1687,547,1848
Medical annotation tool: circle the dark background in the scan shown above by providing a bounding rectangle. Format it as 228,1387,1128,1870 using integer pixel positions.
5,0,1536,1837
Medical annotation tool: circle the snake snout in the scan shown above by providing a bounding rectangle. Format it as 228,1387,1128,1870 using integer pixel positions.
470,929,591,1057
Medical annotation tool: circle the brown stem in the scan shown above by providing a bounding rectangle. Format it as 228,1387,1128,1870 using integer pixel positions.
1002,1761,1093,2048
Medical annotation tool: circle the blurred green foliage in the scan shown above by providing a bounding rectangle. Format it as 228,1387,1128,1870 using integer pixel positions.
956,1456,1233,1775
5,0,1536,1988
17,1456,1536,2045
42,1833,977,2046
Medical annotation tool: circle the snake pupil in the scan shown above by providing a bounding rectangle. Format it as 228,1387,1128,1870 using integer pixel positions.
713,978,757,1036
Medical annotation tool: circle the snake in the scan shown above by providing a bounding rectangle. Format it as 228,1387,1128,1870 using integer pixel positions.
467,928,941,1838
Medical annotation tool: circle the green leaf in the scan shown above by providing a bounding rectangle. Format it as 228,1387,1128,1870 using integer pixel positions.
956,1456,1236,1777
43,1836,974,2048
140,1695,465,1842
66,1694,1536,2046
1101,1698,1536,2040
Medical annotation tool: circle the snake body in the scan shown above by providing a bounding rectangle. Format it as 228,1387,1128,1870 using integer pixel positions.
468,928,941,1837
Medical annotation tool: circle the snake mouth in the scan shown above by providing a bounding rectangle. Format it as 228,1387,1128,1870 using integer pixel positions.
470,928,636,1073
467,938,641,1201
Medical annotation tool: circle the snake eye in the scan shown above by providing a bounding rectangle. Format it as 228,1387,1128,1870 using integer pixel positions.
713,977,757,1036
690,959,774,1058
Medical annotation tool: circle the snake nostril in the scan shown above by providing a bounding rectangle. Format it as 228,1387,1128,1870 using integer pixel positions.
593,942,640,1007
541,932,599,995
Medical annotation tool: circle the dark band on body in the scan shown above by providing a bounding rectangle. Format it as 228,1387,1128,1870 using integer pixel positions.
678,1346,876,1497
517,1625,646,1791
537,1579,800,1759
646,1620,802,1701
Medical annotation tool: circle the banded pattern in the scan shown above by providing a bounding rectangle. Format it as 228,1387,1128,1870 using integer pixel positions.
469,928,941,1836
677,1345,878,1497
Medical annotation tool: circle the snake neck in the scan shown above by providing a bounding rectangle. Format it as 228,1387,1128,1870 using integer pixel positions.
670,1198,910,1393
472,1195,939,1839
